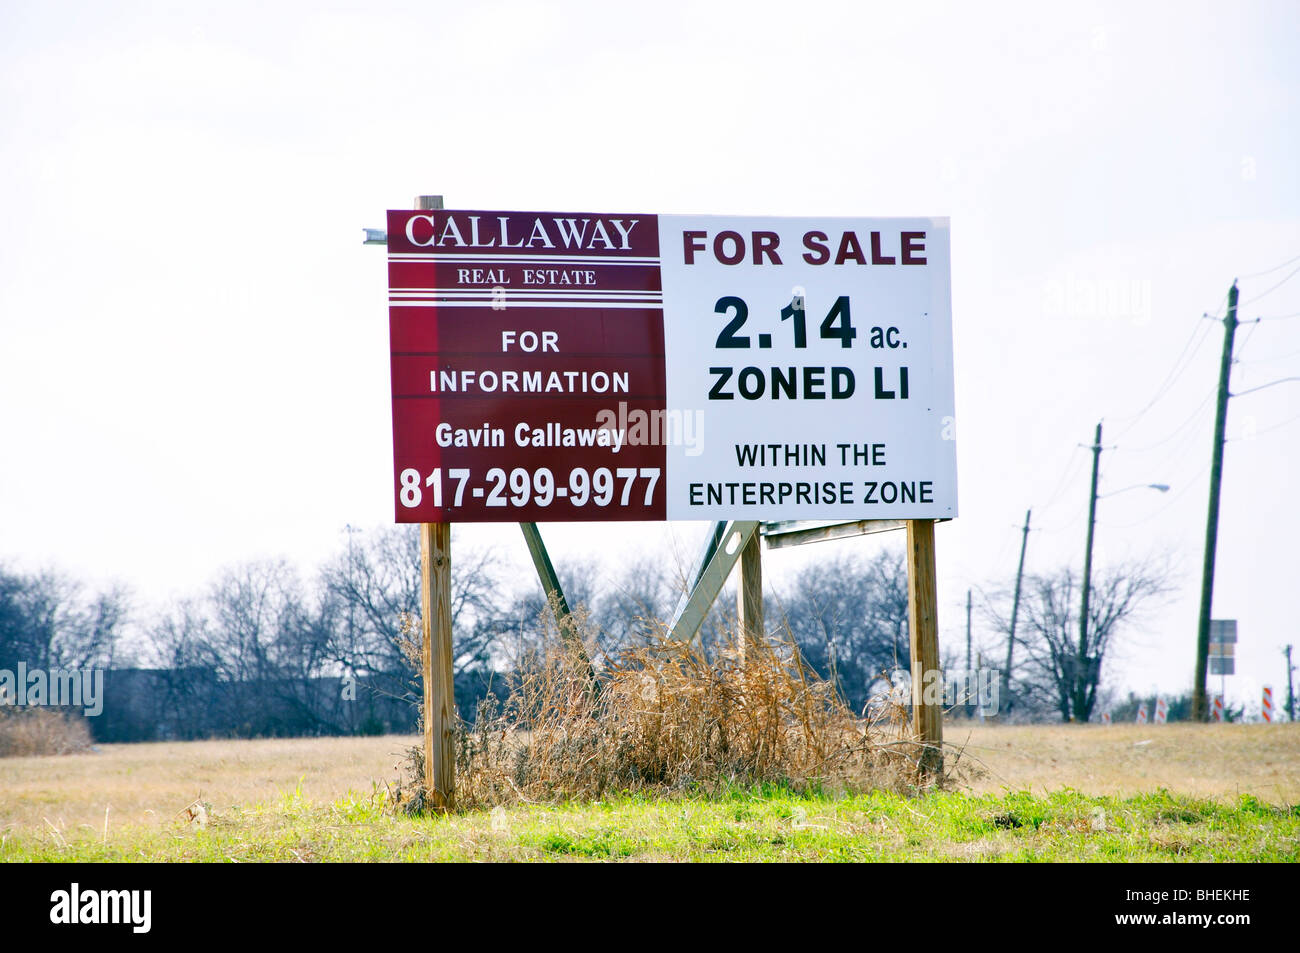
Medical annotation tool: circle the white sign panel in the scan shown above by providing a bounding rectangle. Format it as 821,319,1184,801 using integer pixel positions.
658,215,956,520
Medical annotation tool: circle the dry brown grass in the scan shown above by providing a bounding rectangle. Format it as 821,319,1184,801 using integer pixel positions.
0,734,413,838
1,723,1296,839
0,707,93,758
393,626,925,813
947,721,1300,802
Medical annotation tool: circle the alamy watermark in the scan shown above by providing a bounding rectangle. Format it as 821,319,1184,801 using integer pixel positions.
1043,273,1152,326
0,663,104,717
50,883,151,933
878,664,1001,716
593,400,705,457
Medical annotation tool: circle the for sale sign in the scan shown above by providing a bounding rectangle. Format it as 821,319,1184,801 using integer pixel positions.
387,209,956,523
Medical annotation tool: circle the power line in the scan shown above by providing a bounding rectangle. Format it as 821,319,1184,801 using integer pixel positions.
1107,288,1229,439
1204,287,1232,321
1232,408,1300,439
1114,388,1215,454
1235,342,1300,365
1031,493,1094,534
1120,408,1222,502
1097,409,1214,530
1143,416,1220,478
1237,251,1300,280
1037,445,1086,512
1240,262,1300,306
1233,318,1263,361
1108,316,1251,459
1102,271,1291,520
1108,315,1216,436
1037,267,1292,560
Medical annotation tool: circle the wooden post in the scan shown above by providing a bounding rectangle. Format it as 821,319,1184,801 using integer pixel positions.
736,532,764,661
415,194,455,811
420,521,455,810
906,518,943,780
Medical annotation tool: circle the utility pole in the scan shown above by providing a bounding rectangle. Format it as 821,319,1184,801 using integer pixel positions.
1193,283,1239,721
1286,645,1295,722
1000,509,1031,719
965,588,972,716
343,523,360,732
1075,423,1103,722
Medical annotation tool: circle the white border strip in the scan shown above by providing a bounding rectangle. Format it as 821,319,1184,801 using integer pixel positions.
390,289,662,298
389,254,661,265
389,300,664,310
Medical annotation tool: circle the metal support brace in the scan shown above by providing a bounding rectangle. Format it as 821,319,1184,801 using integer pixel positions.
666,520,725,637
760,518,908,549
667,520,760,643
519,521,596,683
665,517,923,643
519,521,572,620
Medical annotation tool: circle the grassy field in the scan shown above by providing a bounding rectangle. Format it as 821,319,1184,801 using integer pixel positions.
951,722,1300,802
2,723,1297,861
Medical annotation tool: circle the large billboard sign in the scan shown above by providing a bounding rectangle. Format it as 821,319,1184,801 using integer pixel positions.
387,209,956,523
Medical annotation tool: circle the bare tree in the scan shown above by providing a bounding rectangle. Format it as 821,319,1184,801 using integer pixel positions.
201,560,308,733
775,548,910,714
591,557,676,652
992,559,1176,722
0,568,29,670
147,559,372,736
319,525,512,716
0,566,128,672
318,526,420,696
145,596,224,736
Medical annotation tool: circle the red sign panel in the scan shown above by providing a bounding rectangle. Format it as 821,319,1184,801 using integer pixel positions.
387,209,667,522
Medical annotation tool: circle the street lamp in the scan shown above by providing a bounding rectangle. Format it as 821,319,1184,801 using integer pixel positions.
1100,483,1170,498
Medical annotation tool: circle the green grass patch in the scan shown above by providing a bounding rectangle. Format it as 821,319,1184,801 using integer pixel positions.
4,786,1296,863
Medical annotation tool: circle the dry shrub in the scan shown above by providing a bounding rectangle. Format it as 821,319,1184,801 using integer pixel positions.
393,603,946,813
0,707,94,757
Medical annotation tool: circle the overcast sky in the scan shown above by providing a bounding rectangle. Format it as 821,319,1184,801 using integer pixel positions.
2,0,1297,711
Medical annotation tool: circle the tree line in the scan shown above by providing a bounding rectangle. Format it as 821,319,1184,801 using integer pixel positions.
0,527,1174,741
